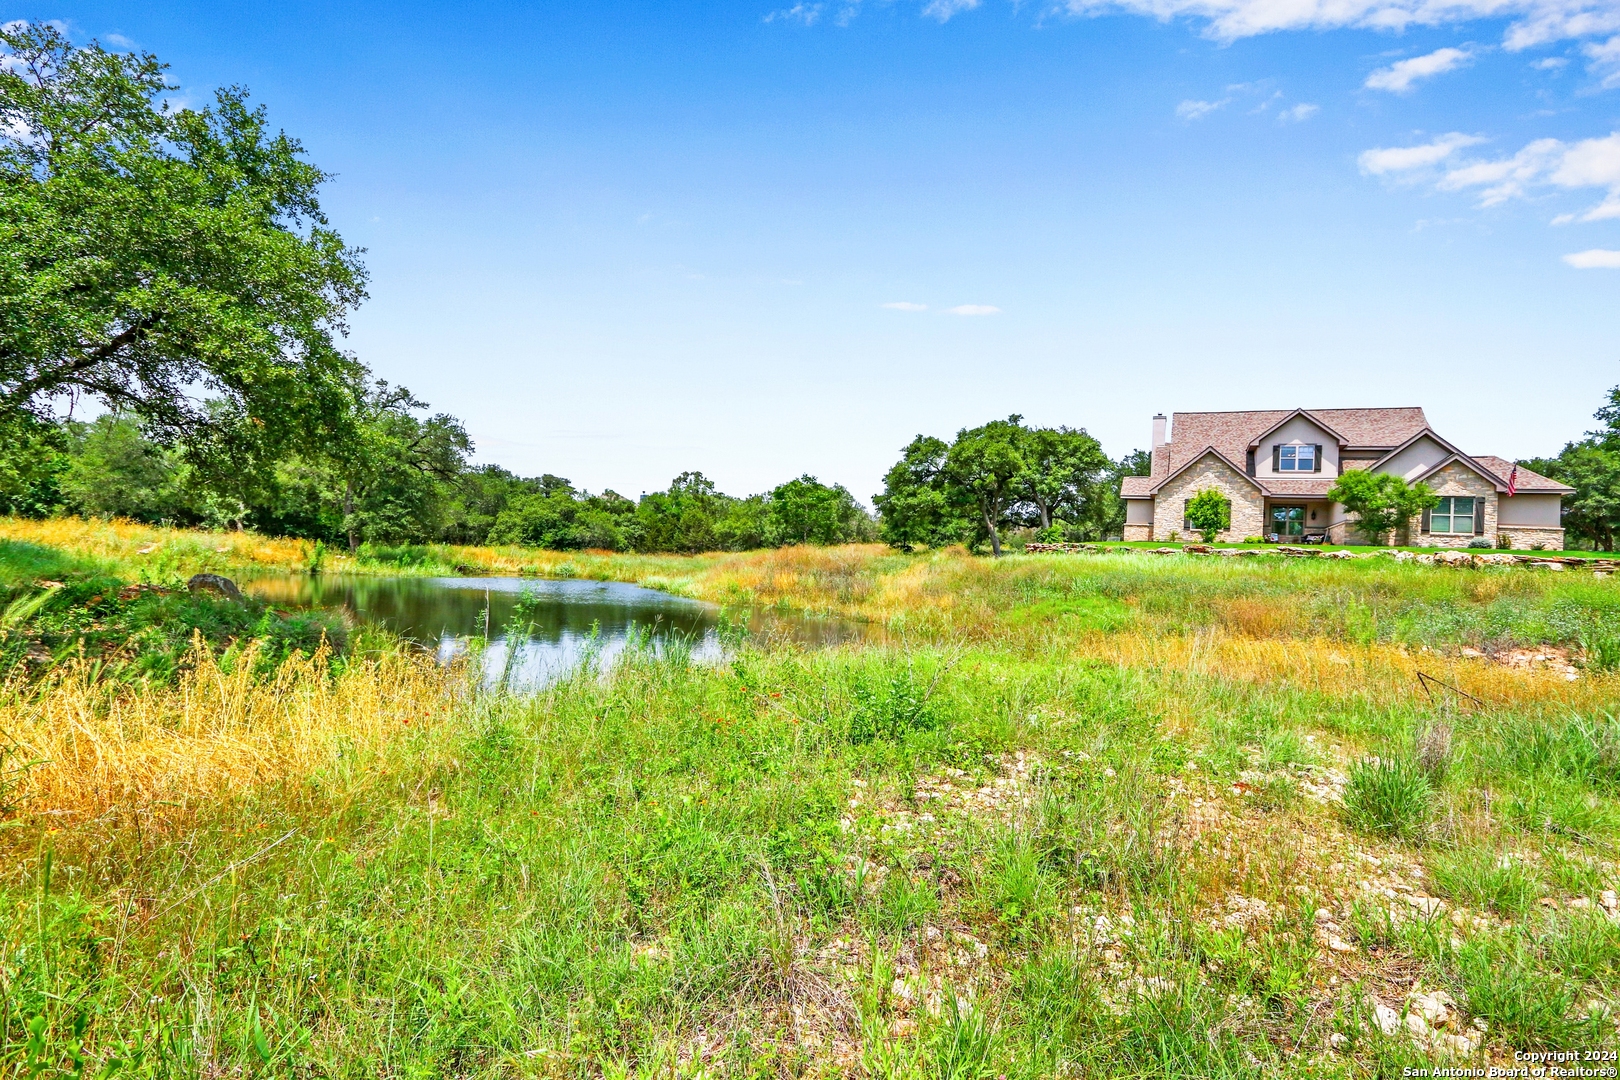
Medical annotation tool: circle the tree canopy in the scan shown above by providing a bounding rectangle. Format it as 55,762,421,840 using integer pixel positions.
1524,384,1620,551
1326,470,1437,545
875,417,1128,553
0,22,366,461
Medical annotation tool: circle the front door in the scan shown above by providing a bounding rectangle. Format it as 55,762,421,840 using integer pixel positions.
1271,505,1305,537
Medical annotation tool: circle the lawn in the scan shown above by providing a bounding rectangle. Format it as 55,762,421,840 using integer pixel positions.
3,519,1619,1076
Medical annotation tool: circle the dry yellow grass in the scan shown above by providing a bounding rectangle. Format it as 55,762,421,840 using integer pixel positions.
3,639,458,831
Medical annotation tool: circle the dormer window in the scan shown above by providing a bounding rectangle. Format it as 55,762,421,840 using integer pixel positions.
1277,444,1316,472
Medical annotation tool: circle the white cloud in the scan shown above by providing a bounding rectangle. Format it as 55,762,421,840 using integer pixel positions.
1357,133,1485,175
949,304,1002,315
882,301,928,311
1431,131,1620,210
1056,0,1620,50
764,2,824,24
102,32,135,47
1279,102,1319,121
1365,46,1475,92
1176,97,1229,119
922,0,980,20
1533,55,1570,67
1369,130,1620,219
1563,247,1620,266
1585,33,1620,84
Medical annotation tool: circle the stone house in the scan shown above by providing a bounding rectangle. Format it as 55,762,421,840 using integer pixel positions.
1119,408,1572,550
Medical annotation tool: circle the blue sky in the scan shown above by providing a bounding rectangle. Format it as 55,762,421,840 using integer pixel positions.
12,0,1620,500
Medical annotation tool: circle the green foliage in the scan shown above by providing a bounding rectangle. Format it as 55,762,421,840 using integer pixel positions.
1342,756,1432,840
1183,488,1230,543
874,419,1122,553
1525,438,1620,552
766,475,870,545
848,662,943,744
1325,470,1439,545
0,23,365,461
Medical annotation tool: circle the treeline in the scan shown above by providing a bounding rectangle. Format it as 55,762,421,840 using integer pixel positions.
0,391,876,553
876,415,1148,554
1524,384,1620,552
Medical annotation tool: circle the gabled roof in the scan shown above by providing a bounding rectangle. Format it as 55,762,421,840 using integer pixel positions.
1369,428,1509,492
1148,446,1265,496
1246,408,1349,450
1473,457,1575,495
1155,407,1429,480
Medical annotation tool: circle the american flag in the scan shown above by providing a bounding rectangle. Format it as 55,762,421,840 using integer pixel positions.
1507,466,1517,497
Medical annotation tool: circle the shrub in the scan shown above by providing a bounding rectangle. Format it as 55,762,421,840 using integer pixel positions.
1468,538,1493,549
1184,489,1230,544
1342,757,1432,840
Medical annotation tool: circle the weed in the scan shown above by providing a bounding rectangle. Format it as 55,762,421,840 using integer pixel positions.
1343,757,1433,841
1428,847,1542,916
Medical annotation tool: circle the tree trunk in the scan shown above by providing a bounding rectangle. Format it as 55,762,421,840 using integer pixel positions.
984,508,1002,557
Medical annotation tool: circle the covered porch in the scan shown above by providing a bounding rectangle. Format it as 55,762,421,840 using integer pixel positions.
1264,498,1333,543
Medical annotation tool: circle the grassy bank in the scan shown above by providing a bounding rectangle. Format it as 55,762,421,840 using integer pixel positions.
2,522,1619,1075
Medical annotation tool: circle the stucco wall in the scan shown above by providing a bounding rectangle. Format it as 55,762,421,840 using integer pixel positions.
1152,454,1264,542
1252,416,1341,480
1378,435,1452,482
1124,498,1155,525
1497,492,1562,527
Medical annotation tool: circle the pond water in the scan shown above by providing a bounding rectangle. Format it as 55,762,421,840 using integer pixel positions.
243,574,868,688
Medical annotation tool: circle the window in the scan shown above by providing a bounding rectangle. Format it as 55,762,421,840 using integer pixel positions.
1430,496,1476,534
1277,444,1315,472
1271,505,1305,537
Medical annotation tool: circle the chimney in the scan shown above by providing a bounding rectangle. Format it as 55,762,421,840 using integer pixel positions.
1151,413,1167,450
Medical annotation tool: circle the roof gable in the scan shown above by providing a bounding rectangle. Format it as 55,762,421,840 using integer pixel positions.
1148,446,1265,495
1247,408,1348,449
1370,428,1508,491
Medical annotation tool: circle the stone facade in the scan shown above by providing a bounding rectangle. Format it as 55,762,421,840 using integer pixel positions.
1415,462,1499,549
1496,526,1566,551
1151,454,1264,543
1123,522,1153,541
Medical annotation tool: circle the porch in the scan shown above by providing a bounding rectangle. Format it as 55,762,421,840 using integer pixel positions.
1264,499,1332,543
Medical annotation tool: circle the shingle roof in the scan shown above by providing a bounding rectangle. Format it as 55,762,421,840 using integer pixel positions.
1473,456,1575,495
1120,476,1154,497
1158,407,1429,479
1262,478,1337,497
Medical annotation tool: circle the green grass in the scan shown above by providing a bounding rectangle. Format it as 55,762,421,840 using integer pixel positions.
4,535,1620,1075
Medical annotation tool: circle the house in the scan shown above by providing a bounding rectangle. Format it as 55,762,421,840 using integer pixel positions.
1119,408,1573,550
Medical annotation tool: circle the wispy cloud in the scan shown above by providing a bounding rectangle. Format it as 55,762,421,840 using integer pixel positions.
764,2,824,24
882,301,928,311
1357,133,1485,175
1176,98,1228,119
1533,55,1569,68
948,304,1001,315
1279,102,1319,122
1055,0,1620,50
101,32,135,48
1363,130,1620,221
1563,248,1620,267
922,0,980,21
1364,47,1475,92
1586,34,1620,85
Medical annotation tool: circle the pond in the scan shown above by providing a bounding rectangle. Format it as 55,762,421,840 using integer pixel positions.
243,574,870,688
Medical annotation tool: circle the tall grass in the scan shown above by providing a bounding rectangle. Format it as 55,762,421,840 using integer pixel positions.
3,521,1619,1074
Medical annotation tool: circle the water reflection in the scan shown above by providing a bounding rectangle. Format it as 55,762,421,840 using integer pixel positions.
243,574,868,687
